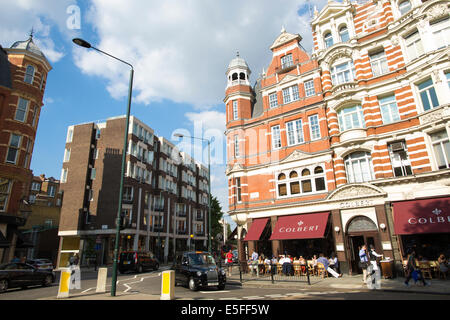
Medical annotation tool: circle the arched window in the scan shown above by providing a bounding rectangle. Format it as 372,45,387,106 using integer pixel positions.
337,105,365,131
289,171,298,179
232,73,238,81
24,65,35,84
398,0,411,15
344,152,374,183
314,166,326,191
278,173,286,180
339,26,349,42
301,169,310,176
301,169,312,193
278,173,287,196
324,32,334,49
239,72,246,80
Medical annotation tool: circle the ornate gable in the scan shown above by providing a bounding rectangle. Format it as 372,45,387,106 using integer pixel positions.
270,30,302,51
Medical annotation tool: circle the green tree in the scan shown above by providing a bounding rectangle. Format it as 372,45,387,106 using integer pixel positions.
210,195,224,251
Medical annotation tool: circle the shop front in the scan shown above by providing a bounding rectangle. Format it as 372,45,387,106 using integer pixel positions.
392,196,450,260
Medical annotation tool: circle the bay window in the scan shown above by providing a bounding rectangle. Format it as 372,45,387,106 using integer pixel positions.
337,105,365,131
331,61,356,85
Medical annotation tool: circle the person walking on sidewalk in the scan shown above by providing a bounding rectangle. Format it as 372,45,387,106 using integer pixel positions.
359,245,369,283
226,250,233,277
404,249,429,287
367,245,383,289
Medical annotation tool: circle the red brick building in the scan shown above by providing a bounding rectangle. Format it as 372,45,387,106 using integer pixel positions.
227,0,450,275
0,35,51,263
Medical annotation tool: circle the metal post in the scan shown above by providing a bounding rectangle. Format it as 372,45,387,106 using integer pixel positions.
207,140,211,253
111,68,134,296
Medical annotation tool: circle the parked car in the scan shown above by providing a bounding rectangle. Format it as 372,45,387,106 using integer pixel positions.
172,251,226,291
25,259,54,271
0,263,54,293
118,251,159,274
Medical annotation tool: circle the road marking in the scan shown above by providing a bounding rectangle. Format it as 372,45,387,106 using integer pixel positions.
200,291,231,294
243,296,264,300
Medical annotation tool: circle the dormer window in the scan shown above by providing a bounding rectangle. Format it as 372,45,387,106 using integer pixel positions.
24,65,35,84
281,54,293,69
324,32,334,49
398,0,411,15
339,26,349,42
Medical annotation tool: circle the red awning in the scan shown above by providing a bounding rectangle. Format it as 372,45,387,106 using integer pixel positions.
393,197,450,235
270,212,329,240
244,218,269,241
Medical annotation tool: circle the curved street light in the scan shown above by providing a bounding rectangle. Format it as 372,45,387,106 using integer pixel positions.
72,38,134,297
174,133,212,254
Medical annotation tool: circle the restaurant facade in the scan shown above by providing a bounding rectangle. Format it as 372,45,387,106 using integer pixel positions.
225,0,450,275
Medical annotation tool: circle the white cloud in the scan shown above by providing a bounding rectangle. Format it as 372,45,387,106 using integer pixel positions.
0,0,75,62
74,0,314,108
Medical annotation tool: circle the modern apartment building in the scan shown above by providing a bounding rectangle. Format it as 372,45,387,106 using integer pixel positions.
0,35,52,263
227,0,450,274
57,115,209,267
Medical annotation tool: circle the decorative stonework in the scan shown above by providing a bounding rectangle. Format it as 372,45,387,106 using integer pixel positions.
327,184,386,201
425,3,449,22
280,149,314,164
270,31,302,50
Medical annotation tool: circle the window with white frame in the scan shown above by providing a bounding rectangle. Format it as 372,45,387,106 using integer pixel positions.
398,0,411,15
123,186,134,202
337,105,365,131
331,61,355,85
6,134,21,164
344,152,375,183
431,17,450,50
64,148,71,162
24,65,35,84
39,74,46,91
388,141,412,177
232,101,238,120
66,128,73,143
281,54,293,69
48,185,56,197
31,182,41,191
324,32,333,48
61,168,68,183
405,31,424,61
15,98,29,122
304,80,315,97
269,92,278,108
430,130,450,170
236,177,242,202
370,51,388,77
271,125,282,149
234,135,239,157
0,178,12,211
276,166,326,198
417,78,439,111
309,114,321,140
282,85,300,104
446,71,450,89
286,119,304,146
339,26,349,42
379,95,400,124
90,168,96,180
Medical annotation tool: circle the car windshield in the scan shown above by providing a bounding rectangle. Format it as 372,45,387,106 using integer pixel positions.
188,253,215,266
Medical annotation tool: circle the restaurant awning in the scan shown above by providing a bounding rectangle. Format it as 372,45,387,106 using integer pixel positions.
244,218,269,241
270,212,329,240
393,197,450,235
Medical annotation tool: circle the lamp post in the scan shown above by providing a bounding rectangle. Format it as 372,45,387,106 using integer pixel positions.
174,133,212,253
72,38,134,297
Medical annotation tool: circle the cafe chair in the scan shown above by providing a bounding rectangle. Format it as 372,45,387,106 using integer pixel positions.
294,264,301,276
317,262,328,278
419,262,433,280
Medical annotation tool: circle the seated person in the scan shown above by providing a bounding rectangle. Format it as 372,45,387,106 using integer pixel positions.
438,254,448,273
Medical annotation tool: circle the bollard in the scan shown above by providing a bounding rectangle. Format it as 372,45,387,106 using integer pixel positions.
160,270,175,300
57,269,71,299
96,267,108,293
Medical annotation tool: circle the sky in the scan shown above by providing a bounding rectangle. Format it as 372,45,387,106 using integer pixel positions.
0,0,328,231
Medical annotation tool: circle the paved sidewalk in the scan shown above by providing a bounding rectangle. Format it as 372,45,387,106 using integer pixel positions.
232,272,450,296
43,266,449,300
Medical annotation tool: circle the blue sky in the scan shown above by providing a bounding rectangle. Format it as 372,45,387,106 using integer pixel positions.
1,0,327,230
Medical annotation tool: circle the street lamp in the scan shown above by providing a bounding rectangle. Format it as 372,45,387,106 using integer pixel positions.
174,133,212,253
72,38,134,297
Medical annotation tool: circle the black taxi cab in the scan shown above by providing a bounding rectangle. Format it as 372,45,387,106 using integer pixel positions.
172,251,226,291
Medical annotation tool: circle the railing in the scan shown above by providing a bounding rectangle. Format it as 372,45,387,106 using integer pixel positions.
237,261,311,285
